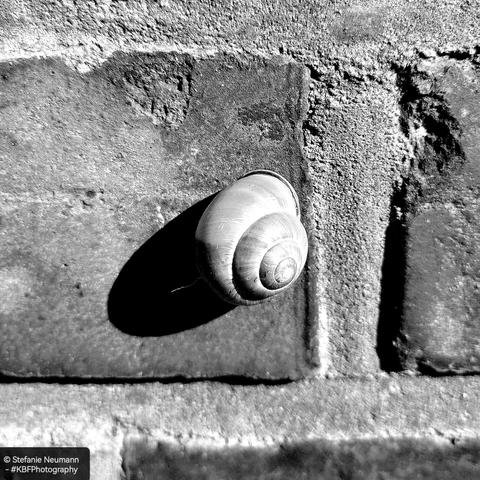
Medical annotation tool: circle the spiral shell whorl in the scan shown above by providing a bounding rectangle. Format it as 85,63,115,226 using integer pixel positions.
232,212,307,302
260,243,298,289
195,171,308,305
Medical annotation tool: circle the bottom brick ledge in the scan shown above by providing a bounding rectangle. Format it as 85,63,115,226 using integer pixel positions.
0,375,478,479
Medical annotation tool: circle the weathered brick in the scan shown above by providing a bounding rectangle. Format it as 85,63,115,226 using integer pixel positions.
389,55,480,373
0,53,314,379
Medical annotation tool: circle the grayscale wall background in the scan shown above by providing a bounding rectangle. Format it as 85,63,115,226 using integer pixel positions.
1,1,480,478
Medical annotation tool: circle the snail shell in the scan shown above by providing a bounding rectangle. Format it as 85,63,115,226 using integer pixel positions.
195,170,308,305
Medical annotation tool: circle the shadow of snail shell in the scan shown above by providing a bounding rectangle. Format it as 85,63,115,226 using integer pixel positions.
195,170,308,305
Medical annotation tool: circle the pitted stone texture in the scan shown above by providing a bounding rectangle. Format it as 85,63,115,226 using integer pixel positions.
394,55,480,373
123,437,480,480
0,53,312,379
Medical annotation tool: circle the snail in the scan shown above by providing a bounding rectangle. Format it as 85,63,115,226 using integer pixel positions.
195,170,308,305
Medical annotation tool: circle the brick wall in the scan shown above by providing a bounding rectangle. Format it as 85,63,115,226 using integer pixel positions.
1,1,480,478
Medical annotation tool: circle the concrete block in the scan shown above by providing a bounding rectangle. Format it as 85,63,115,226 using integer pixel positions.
123,437,480,480
0,53,315,379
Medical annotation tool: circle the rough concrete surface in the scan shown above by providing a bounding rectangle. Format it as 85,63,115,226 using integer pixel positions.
1,0,480,70
1,0,480,478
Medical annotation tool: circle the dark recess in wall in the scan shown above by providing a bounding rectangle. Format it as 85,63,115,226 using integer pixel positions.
376,181,407,372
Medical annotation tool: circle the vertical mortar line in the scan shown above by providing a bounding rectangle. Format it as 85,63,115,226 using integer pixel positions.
300,64,329,374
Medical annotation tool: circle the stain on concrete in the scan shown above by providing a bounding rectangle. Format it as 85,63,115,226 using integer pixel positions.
238,102,285,140
104,52,195,129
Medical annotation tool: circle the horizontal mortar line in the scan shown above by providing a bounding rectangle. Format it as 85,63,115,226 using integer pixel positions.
0,44,219,63
3,418,479,451
0,42,280,71
0,376,478,442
